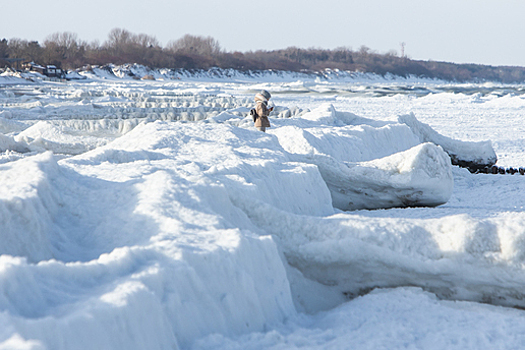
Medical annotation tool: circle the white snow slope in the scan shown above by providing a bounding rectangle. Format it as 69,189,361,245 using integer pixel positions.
2,69,525,349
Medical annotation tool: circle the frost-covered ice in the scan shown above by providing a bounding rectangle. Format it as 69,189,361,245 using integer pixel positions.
399,113,497,167
2,69,525,349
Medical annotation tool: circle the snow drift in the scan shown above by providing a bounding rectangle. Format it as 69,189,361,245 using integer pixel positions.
301,142,453,210
271,104,454,210
0,116,511,348
399,113,497,169
1,75,524,350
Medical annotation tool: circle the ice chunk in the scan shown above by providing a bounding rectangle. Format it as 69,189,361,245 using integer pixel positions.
399,113,497,169
297,142,453,210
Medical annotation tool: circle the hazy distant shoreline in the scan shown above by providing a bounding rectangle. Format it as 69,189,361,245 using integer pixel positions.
3,30,525,83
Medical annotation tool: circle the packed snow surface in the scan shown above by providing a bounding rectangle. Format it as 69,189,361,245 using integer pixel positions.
2,67,525,349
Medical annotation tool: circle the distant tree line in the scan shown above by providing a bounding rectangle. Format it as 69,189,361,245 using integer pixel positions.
2,28,525,83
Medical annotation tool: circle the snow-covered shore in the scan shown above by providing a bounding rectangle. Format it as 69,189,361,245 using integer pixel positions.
2,72,525,349
0,63,473,85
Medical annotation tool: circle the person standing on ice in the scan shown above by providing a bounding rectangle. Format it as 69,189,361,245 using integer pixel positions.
253,90,273,132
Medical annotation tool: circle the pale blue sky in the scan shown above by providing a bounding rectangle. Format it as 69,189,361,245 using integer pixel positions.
2,0,525,66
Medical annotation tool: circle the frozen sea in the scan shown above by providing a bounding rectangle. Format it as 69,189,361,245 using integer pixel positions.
2,66,525,349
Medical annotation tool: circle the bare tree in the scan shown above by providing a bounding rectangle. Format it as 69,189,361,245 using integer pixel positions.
133,33,160,49
166,34,221,57
332,47,354,64
6,38,27,58
104,28,133,56
358,45,371,55
45,32,80,51
6,38,43,63
0,39,8,59
43,32,86,68
102,28,163,65
25,41,43,62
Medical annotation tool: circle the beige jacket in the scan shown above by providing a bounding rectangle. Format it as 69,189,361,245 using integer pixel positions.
254,100,271,128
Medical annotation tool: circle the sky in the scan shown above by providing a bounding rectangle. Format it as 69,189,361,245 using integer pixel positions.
2,0,525,67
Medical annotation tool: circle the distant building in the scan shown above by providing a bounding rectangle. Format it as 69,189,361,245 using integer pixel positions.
25,62,65,78
44,65,64,78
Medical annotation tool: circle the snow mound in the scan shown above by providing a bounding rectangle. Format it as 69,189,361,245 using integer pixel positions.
0,123,306,349
271,105,452,210
0,153,62,262
235,179,525,313
0,70,34,85
273,106,421,163
303,142,453,210
0,114,28,134
3,78,525,349
299,103,389,127
193,287,525,350
399,113,497,168
0,133,30,153
64,70,86,80
12,119,140,155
